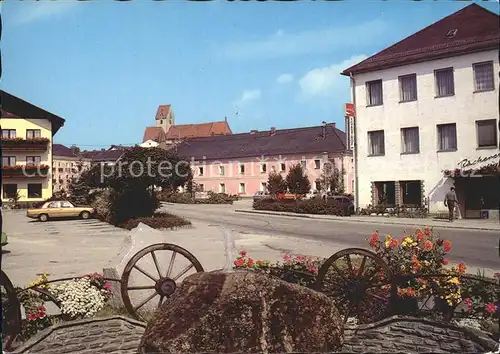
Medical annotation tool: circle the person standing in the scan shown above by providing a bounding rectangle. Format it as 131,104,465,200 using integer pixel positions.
444,187,458,222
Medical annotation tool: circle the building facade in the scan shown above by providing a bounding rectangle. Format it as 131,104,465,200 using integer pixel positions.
343,4,499,218
1,90,65,204
52,144,92,193
176,123,354,196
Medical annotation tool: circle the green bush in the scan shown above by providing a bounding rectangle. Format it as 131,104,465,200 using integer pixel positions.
157,191,195,204
253,199,346,216
158,191,235,204
118,212,191,230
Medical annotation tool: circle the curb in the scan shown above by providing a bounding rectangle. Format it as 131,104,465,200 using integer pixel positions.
234,209,500,231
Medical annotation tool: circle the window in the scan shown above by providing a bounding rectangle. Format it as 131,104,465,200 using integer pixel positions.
219,183,226,193
219,165,225,176
437,123,457,151
47,201,60,208
400,181,422,206
61,201,73,208
27,183,42,199
26,156,41,165
368,130,385,156
261,182,267,192
198,184,204,192
260,163,267,173
26,129,41,139
374,181,396,206
366,80,383,106
435,68,454,97
477,119,497,148
401,127,420,154
239,183,246,193
198,167,204,176
239,164,245,174
399,74,417,102
301,160,307,170
2,184,17,199
280,163,286,172
2,156,16,166
473,62,494,92
314,159,321,169
2,129,16,139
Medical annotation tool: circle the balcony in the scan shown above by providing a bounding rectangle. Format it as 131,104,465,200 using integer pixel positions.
2,164,50,178
1,137,50,151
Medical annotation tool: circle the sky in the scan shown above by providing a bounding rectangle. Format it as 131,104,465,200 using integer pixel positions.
2,0,499,149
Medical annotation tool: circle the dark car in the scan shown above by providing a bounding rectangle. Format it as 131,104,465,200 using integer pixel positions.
325,195,355,215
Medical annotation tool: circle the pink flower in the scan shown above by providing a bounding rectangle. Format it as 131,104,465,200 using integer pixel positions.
239,250,247,256
485,303,497,314
104,282,112,290
464,298,473,312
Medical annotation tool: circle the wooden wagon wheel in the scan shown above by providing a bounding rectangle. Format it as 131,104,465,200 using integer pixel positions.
1,270,22,351
121,243,204,320
315,248,395,324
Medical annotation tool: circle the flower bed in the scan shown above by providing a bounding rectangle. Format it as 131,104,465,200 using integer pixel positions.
158,191,236,204
357,204,428,218
253,198,347,215
117,212,191,230
233,227,499,334
2,164,50,175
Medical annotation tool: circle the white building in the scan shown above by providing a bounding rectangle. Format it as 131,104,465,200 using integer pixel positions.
343,4,499,219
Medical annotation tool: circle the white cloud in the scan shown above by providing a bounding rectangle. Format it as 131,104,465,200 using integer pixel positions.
233,89,262,108
276,74,294,84
298,55,368,98
10,1,80,26
217,20,387,60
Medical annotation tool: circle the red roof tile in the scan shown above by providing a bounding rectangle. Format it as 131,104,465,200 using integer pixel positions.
155,105,171,120
166,120,232,140
342,4,500,75
143,126,167,143
175,124,347,161
53,144,77,158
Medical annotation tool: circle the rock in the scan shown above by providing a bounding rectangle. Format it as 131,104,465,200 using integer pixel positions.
138,270,344,353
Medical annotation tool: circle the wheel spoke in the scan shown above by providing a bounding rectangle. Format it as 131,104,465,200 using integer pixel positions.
133,265,158,282
172,264,194,281
128,285,156,291
158,295,165,309
344,254,353,274
151,251,163,278
134,292,158,312
358,256,367,277
367,291,389,303
329,262,349,282
166,252,177,277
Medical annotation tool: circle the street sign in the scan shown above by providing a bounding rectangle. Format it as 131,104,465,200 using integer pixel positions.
344,103,355,117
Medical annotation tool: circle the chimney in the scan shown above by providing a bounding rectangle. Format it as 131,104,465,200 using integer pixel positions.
270,127,276,136
250,130,258,134
331,122,336,129
322,121,327,139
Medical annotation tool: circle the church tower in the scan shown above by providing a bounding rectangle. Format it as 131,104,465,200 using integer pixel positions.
155,105,175,134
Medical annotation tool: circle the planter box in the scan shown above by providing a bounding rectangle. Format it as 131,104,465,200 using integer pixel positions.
1,138,50,151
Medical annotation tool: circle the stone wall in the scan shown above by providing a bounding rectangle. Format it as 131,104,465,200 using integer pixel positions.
12,316,146,354
343,316,499,353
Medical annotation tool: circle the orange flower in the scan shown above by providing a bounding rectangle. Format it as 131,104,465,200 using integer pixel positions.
457,262,466,274
256,260,263,266
423,240,433,251
391,239,399,248
443,240,452,252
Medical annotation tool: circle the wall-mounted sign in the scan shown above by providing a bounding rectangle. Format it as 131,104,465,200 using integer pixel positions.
348,116,355,150
457,152,499,169
344,103,355,117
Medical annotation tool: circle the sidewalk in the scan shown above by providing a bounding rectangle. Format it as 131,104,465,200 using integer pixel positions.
234,209,500,231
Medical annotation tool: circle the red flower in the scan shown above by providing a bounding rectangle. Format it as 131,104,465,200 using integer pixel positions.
442,259,449,266
247,258,255,267
104,282,111,290
239,250,247,256
369,232,380,248
464,298,473,313
415,230,424,241
423,240,433,251
391,239,399,248
423,228,431,236
485,303,497,314
38,305,47,312
28,312,37,321
233,258,245,267
37,311,46,319
442,240,452,253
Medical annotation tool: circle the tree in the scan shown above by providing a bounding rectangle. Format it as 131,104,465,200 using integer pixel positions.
266,171,287,197
68,176,91,205
285,163,311,195
320,161,345,194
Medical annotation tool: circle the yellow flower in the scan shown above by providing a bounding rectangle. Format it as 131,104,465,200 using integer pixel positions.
448,277,460,285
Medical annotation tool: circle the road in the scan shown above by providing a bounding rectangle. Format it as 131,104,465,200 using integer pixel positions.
161,201,500,273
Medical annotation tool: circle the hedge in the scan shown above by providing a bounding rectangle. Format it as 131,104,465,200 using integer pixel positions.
117,212,192,230
157,191,237,205
253,199,348,216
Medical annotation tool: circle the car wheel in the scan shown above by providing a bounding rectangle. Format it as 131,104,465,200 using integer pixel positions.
80,211,91,220
39,214,48,222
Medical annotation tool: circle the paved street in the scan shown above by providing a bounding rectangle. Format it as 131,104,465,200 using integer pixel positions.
161,200,500,274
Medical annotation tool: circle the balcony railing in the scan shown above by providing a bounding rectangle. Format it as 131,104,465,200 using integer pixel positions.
2,164,50,178
1,137,50,151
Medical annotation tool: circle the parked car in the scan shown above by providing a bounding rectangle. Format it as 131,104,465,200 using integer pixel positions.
253,191,272,202
1,232,7,247
325,195,355,215
26,200,95,222
305,190,323,200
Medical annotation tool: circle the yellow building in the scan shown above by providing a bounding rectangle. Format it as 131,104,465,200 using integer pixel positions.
1,90,65,205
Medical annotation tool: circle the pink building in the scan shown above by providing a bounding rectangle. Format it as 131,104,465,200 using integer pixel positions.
175,123,354,196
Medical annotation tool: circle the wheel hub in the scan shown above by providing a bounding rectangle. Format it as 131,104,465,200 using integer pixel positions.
155,278,176,297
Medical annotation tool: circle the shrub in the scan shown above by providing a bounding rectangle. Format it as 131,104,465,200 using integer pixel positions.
89,190,114,223
117,212,191,230
197,191,234,204
253,199,345,215
285,163,311,195
158,191,234,204
267,171,287,197
157,191,195,204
